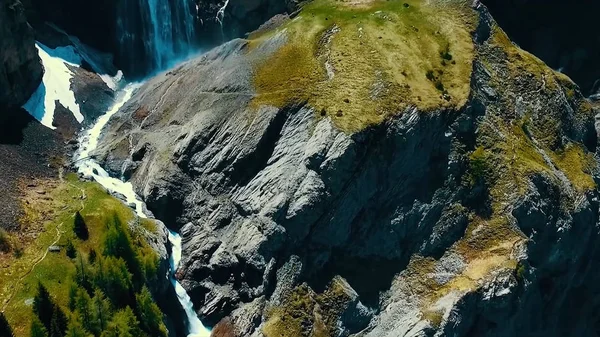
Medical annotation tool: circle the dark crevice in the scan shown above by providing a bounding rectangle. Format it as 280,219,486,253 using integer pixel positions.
228,104,297,187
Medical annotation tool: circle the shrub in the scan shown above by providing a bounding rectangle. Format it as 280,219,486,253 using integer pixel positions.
469,146,491,184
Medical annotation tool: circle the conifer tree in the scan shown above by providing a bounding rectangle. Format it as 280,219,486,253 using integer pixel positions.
33,283,54,330
66,240,76,259
68,281,79,312
75,254,92,292
88,249,97,265
75,289,93,333
99,307,139,337
0,312,14,337
31,316,48,337
74,212,89,241
94,256,132,308
65,313,89,337
49,304,67,337
102,215,141,285
135,287,167,337
91,289,112,336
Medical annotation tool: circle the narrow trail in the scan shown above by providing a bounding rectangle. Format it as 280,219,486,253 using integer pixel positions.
2,179,87,312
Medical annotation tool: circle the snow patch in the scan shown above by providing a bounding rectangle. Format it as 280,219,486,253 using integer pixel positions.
23,43,83,129
23,39,124,129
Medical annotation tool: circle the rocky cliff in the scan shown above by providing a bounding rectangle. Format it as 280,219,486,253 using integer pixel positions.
95,0,600,336
481,0,600,96
0,0,42,109
196,0,299,46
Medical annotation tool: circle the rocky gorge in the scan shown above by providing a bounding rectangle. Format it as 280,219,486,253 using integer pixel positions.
93,0,600,336
2,0,600,336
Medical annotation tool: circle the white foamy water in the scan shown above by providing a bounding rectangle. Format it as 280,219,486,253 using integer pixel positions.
75,84,211,337
169,231,212,337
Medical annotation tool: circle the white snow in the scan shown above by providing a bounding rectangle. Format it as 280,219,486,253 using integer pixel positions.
75,84,211,337
23,43,83,129
23,40,124,129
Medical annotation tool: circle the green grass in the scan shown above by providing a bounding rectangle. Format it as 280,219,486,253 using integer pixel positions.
249,0,477,133
2,174,161,337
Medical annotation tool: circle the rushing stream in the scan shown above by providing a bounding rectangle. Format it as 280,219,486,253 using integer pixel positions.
75,84,211,337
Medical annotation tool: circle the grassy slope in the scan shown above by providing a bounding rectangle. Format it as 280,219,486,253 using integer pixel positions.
255,2,598,335
249,0,477,133
0,174,160,337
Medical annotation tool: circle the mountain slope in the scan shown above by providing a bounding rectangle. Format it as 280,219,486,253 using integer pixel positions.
95,0,600,336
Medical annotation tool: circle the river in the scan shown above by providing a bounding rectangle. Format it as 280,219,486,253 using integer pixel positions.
74,84,211,337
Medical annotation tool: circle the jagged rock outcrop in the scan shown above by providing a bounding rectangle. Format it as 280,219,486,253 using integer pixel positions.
481,0,600,95
197,0,299,46
95,1,600,336
0,0,43,109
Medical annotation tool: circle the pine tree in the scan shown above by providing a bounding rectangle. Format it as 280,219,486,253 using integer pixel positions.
74,212,89,241
49,304,67,337
94,256,132,308
31,316,48,337
66,240,76,259
75,289,93,333
91,289,112,336
33,282,54,330
88,249,97,265
99,307,139,337
68,281,79,312
135,287,167,337
102,215,141,281
75,254,92,293
0,312,14,337
65,313,90,337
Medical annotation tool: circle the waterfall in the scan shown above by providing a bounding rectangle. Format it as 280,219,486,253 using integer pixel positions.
216,0,230,26
75,85,211,337
117,0,196,77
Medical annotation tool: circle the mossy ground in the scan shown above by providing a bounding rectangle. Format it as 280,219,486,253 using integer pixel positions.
263,278,350,337
0,174,159,337
249,0,477,133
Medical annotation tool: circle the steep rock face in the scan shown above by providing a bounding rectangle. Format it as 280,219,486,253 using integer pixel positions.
0,0,43,109
23,0,118,56
96,0,600,336
481,0,600,95
197,0,299,46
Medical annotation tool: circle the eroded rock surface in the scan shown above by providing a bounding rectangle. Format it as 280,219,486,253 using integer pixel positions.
96,1,600,336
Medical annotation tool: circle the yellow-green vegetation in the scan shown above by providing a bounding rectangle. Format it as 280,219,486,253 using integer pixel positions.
550,143,597,193
490,25,557,89
1,174,167,337
403,115,595,324
249,0,478,133
263,277,351,337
